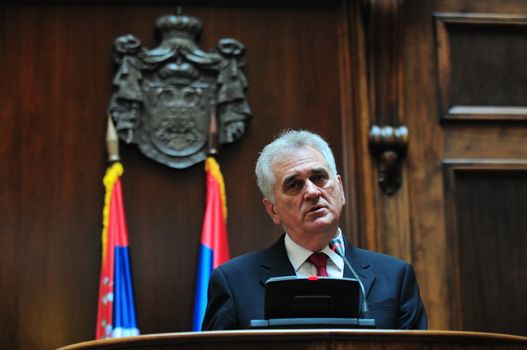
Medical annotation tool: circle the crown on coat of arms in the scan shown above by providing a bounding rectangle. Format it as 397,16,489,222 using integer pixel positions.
156,14,203,40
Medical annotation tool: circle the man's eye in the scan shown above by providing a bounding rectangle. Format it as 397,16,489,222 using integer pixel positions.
311,174,328,185
289,181,303,189
284,180,303,192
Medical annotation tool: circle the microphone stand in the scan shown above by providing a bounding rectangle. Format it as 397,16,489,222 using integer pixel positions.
329,239,370,318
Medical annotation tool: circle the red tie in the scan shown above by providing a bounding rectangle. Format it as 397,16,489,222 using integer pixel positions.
308,252,328,276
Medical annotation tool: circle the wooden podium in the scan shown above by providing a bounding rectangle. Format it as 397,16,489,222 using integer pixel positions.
59,329,527,350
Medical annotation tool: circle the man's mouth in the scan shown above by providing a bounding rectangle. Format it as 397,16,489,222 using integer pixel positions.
307,205,325,213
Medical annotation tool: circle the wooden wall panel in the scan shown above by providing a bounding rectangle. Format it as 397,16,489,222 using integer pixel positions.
435,14,527,120
403,0,527,333
0,1,359,349
444,163,527,336
400,0,450,330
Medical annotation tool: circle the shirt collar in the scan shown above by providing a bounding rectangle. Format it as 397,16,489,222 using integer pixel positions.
284,229,345,273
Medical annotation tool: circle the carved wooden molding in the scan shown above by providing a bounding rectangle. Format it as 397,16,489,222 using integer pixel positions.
368,125,408,195
363,0,403,125
363,0,407,195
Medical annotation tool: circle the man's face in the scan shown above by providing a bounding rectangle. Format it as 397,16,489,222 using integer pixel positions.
262,146,345,251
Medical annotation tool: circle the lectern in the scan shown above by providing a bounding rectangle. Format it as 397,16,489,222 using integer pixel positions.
58,329,527,350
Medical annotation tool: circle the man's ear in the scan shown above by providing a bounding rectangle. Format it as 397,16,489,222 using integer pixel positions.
337,174,346,205
263,198,281,225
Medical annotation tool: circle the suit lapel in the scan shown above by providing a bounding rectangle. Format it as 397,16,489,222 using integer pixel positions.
255,234,376,297
343,237,375,297
258,235,296,286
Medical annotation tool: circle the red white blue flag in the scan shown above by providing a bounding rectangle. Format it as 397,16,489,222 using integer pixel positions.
96,162,139,339
192,157,230,331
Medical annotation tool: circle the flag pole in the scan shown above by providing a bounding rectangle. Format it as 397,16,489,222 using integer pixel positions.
96,114,139,339
106,114,120,162
192,107,231,331
207,108,219,156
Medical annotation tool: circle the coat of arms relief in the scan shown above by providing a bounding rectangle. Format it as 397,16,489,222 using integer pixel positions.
108,12,251,168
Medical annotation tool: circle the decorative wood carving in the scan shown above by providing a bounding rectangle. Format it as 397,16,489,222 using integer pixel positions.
368,125,408,195
363,0,407,195
107,11,251,168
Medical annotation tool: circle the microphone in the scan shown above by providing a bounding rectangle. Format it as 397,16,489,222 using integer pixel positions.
329,239,370,317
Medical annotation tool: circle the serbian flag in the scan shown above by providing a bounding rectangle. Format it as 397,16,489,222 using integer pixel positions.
96,162,139,339
192,157,230,331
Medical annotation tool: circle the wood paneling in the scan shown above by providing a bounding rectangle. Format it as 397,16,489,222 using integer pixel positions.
402,0,527,335
444,162,527,335
435,14,527,121
0,2,363,349
3,0,527,349
362,0,412,262
400,0,451,330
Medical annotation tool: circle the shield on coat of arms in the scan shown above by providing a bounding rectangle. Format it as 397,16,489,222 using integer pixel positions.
107,12,251,169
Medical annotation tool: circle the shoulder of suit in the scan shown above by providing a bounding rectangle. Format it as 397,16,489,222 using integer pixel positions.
215,236,285,272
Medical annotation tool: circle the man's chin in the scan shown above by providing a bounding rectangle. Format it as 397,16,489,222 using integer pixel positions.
304,217,337,234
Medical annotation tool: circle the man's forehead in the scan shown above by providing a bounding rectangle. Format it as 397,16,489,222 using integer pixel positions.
282,167,328,180
273,146,326,166
273,148,330,179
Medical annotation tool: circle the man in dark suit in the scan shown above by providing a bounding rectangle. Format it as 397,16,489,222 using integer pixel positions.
202,130,427,330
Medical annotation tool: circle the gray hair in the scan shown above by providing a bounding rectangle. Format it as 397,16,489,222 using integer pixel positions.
255,130,338,202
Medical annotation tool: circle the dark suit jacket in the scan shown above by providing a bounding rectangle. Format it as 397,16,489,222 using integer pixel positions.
202,234,427,330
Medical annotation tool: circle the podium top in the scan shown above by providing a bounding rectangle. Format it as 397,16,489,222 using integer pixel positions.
58,329,527,350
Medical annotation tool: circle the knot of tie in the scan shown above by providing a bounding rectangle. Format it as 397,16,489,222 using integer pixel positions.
308,252,329,277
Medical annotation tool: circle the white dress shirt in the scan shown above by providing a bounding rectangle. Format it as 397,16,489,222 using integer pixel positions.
284,229,345,278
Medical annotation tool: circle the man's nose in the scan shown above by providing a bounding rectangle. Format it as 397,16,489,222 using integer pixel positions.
303,179,321,201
